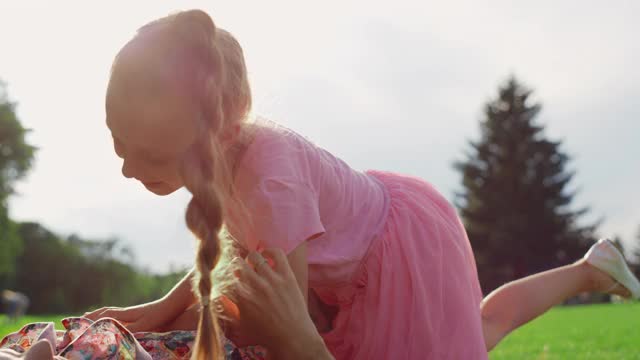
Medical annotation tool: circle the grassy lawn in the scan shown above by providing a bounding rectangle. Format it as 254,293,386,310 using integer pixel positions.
2,303,638,358
490,302,640,359
1,315,66,338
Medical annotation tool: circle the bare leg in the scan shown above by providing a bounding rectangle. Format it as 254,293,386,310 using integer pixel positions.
481,259,630,351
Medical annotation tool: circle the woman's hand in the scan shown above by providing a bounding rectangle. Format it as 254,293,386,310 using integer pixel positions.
227,249,334,360
84,269,197,333
83,300,175,333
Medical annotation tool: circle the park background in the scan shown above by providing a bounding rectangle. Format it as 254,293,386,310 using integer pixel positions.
1,1,638,358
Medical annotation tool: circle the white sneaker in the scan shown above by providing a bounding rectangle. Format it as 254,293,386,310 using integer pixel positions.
584,238,640,300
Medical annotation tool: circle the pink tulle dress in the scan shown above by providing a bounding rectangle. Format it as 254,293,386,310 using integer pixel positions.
225,120,487,359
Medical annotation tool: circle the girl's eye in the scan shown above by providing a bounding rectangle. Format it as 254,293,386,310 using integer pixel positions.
112,135,171,166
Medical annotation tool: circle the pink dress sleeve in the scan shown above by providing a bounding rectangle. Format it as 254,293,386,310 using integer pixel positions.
247,176,325,254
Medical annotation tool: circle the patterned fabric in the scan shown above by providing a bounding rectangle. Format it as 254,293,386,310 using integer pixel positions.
0,318,267,359
0,322,57,354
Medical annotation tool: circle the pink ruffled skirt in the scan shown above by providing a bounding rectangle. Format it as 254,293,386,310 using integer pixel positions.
319,170,487,359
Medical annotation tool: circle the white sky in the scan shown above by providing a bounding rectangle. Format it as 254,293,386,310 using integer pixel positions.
1,0,638,272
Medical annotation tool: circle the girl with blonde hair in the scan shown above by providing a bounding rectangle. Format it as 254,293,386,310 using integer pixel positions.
80,9,639,360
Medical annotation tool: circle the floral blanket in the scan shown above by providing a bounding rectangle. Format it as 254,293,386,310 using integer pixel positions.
0,317,267,359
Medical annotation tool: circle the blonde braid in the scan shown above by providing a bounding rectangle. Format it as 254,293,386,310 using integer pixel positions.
182,132,225,360
182,19,238,360
162,10,231,360
128,9,253,359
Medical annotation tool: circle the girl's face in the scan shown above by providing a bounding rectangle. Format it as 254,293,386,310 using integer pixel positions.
105,53,199,196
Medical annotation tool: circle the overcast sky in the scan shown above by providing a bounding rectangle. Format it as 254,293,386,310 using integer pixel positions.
1,0,638,272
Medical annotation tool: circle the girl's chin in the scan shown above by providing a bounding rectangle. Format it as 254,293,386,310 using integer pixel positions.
143,182,179,196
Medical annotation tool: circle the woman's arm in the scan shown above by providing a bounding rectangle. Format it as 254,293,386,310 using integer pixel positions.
84,268,198,332
230,249,334,360
162,267,199,310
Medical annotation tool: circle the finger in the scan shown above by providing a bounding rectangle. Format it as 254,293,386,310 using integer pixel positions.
261,248,292,276
225,284,241,305
234,257,269,288
226,263,253,300
226,281,256,315
234,259,273,299
83,307,109,320
97,308,140,323
246,251,274,277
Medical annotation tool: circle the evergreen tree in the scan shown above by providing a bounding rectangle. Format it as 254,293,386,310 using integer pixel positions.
454,77,597,293
633,226,640,277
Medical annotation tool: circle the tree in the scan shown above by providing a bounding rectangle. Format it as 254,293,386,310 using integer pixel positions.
454,77,598,293
633,226,640,277
0,79,36,278
0,206,21,280
13,221,188,314
634,226,640,259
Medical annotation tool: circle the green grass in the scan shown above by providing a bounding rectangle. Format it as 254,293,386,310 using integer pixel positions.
1,315,65,338
490,302,640,359
2,304,639,358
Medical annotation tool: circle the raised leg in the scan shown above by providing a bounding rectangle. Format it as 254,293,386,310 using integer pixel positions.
481,259,629,351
